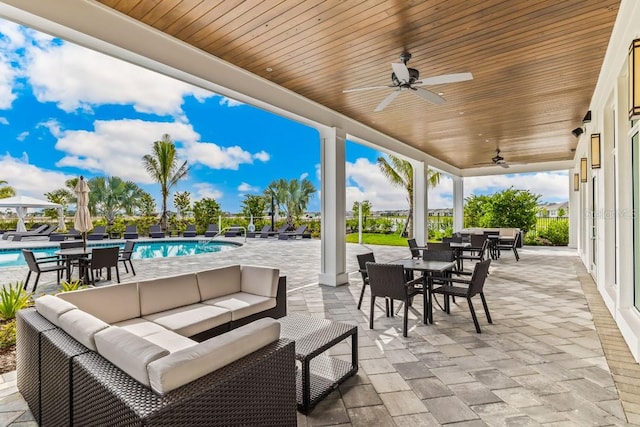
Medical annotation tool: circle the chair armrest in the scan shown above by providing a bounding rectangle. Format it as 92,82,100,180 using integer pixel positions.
435,276,472,285
406,277,425,287
35,255,63,264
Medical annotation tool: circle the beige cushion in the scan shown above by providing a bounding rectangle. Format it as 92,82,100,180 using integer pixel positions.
240,266,279,297
143,330,197,353
58,309,109,351
143,303,231,337
94,327,169,387
114,318,168,337
139,274,201,316
57,282,140,324
35,295,76,326
203,292,276,321
196,265,241,300
147,318,280,394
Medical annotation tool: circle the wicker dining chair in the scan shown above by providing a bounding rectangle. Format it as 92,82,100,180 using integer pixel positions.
80,246,120,285
365,262,423,337
356,252,390,316
430,259,492,333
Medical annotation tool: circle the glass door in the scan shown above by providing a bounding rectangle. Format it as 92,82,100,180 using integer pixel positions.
633,132,640,310
592,175,597,277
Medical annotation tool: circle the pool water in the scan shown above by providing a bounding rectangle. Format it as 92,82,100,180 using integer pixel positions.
0,240,237,268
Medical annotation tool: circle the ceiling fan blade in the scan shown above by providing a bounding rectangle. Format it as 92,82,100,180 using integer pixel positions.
391,62,411,83
374,89,401,112
415,72,474,86
343,85,394,93
411,87,446,105
499,162,510,169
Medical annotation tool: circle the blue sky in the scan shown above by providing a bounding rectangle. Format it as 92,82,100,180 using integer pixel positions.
0,19,568,214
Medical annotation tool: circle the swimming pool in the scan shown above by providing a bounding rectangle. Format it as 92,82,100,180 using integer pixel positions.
0,240,238,268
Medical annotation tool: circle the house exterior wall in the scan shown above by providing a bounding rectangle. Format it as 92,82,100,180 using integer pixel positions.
574,0,640,362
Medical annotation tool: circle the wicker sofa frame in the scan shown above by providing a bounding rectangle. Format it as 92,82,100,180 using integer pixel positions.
18,308,297,426
17,274,296,426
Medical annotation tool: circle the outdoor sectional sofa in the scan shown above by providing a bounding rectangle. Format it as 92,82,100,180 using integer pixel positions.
16,264,296,426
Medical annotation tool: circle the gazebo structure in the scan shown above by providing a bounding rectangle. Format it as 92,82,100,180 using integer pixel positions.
0,195,64,232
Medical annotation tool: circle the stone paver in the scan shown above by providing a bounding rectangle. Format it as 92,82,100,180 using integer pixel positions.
0,238,636,426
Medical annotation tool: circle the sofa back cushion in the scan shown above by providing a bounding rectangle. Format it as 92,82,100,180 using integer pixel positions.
57,282,140,324
196,265,241,300
147,317,280,394
241,266,280,298
94,327,169,387
58,309,109,351
139,273,201,316
35,295,76,326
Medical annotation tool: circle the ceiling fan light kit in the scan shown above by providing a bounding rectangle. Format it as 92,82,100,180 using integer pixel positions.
343,52,473,112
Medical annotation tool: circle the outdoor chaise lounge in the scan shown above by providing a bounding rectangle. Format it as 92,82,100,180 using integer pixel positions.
2,224,48,240
10,224,58,241
247,225,271,238
204,224,219,237
149,224,165,238
278,224,311,240
123,224,139,239
224,226,244,237
182,224,197,237
87,225,108,240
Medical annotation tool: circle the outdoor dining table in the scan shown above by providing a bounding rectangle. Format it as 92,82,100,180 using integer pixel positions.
55,247,93,282
391,258,456,324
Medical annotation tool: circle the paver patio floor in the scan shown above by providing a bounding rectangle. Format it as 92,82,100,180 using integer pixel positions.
0,238,637,426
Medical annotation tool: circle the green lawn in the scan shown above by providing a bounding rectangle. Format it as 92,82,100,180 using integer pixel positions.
346,232,408,246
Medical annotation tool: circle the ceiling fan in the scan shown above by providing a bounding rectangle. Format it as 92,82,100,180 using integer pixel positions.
474,148,513,169
342,52,473,112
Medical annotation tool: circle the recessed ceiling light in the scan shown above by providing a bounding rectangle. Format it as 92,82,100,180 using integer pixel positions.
438,92,444,96
266,67,273,72
459,111,465,115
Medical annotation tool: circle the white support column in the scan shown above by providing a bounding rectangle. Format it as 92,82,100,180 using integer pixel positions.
412,161,428,246
568,169,579,248
319,127,348,287
452,175,464,231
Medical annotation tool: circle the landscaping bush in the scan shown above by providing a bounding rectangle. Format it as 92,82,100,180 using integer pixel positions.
538,220,569,246
0,320,16,349
0,282,32,321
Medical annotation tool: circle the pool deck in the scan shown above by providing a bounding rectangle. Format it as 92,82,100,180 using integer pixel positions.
0,237,639,426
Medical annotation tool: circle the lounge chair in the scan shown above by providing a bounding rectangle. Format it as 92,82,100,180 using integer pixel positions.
204,224,219,237
182,224,197,237
49,228,83,241
123,225,139,239
224,226,244,237
278,224,310,240
149,224,165,238
2,224,48,240
12,224,58,241
87,226,107,240
270,224,290,238
248,225,271,238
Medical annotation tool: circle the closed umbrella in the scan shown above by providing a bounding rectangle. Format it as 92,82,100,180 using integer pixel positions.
74,176,93,250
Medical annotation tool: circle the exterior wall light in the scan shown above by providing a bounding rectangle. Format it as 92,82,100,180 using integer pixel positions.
580,157,588,183
591,133,601,169
629,39,640,119
574,173,580,191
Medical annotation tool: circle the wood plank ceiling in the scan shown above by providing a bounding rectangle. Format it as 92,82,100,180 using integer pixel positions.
97,0,620,170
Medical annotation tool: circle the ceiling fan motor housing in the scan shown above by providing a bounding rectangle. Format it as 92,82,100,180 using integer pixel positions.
392,68,420,86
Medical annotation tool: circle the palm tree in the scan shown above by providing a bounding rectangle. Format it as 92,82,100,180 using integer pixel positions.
265,178,316,228
88,176,145,225
377,155,441,238
0,180,15,199
142,134,189,230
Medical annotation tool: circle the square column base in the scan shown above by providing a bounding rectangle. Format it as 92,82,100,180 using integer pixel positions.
318,272,349,287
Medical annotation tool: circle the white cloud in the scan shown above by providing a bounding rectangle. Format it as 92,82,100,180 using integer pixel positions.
253,150,270,162
54,119,198,183
0,117,8,125
344,157,569,211
182,141,269,170
25,40,213,116
300,172,309,180
345,157,407,211
238,182,259,193
192,183,223,200
0,153,72,197
219,96,244,107
16,131,28,141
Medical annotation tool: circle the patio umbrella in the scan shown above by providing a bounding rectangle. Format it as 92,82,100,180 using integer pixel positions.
74,176,93,250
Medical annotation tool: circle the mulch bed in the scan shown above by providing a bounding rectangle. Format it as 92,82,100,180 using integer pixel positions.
0,346,16,375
